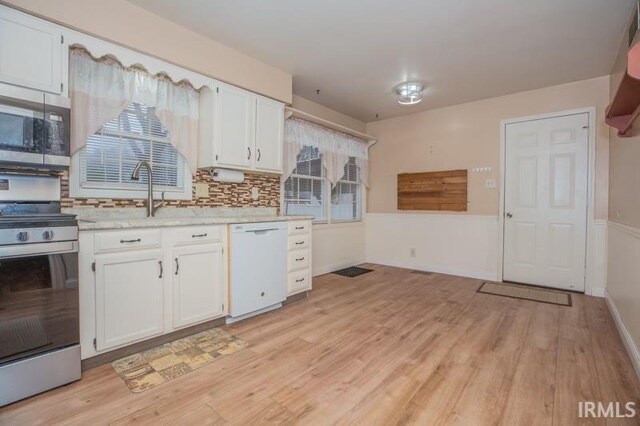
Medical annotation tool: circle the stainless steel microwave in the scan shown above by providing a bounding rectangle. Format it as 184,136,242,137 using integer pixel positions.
0,88,70,169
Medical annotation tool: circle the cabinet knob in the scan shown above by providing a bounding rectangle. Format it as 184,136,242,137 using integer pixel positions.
506,212,513,219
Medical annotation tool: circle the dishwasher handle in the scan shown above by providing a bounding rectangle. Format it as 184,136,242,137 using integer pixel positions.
246,228,279,234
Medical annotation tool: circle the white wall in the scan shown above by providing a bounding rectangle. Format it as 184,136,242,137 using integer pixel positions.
312,222,366,276
365,213,500,281
606,221,640,378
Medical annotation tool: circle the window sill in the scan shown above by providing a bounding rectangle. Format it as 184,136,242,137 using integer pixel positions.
313,220,364,230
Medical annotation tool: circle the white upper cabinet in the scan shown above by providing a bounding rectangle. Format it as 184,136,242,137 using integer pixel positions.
255,96,284,172
199,84,285,173
0,6,64,94
214,84,255,169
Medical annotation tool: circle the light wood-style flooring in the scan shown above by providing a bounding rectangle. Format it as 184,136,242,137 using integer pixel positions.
1,264,639,425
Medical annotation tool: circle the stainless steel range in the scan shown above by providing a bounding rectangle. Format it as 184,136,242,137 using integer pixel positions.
0,174,80,406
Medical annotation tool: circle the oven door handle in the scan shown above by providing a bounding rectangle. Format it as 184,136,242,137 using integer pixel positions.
0,241,78,258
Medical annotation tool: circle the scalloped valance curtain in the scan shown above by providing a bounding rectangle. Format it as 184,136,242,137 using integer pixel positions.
284,118,369,187
69,48,199,174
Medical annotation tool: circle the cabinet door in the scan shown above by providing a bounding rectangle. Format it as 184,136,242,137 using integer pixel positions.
254,97,283,173
214,85,254,169
95,250,164,351
0,6,63,94
172,243,225,328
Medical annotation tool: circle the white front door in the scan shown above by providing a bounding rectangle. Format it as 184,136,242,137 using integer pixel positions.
503,112,589,291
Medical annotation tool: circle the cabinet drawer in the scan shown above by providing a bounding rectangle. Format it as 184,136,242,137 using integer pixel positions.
172,225,223,246
94,229,162,254
288,269,311,295
288,221,310,235
287,248,310,272
288,235,310,250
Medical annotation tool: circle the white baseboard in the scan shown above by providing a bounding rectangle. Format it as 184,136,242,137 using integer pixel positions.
605,289,640,381
589,287,606,298
365,257,498,281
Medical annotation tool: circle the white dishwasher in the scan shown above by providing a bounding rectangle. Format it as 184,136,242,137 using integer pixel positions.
229,222,287,321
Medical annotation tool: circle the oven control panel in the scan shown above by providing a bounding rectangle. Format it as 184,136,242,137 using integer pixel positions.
0,226,77,246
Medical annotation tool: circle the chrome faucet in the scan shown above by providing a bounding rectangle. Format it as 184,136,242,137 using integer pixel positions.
130,161,165,217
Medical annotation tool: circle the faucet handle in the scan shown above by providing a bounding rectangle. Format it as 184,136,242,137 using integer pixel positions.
153,191,166,216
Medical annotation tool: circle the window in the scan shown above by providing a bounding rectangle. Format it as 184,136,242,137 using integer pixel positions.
283,147,362,223
72,102,191,200
283,146,326,221
331,158,362,221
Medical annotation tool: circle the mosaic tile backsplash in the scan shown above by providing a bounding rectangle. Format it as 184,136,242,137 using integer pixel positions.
59,170,281,210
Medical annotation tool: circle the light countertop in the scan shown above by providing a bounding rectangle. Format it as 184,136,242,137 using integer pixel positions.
64,207,314,231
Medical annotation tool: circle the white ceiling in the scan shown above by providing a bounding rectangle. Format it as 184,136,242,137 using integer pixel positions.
129,0,634,122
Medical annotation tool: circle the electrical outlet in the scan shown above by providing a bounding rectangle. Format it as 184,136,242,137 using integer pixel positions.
251,187,260,200
410,248,416,258
485,179,497,189
195,183,209,198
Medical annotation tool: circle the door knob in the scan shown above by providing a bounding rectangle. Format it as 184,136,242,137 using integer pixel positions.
506,212,513,218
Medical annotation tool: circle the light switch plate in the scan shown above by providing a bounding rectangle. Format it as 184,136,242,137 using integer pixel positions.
195,183,209,198
251,187,260,200
485,179,497,189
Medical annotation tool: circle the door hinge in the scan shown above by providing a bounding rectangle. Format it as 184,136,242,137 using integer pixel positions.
222,303,225,311
216,87,219,93
60,82,64,92
91,262,95,272
61,34,64,44
93,338,97,350
222,247,224,255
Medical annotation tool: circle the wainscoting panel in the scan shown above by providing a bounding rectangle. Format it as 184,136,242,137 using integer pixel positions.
312,222,366,277
365,213,499,281
607,221,640,380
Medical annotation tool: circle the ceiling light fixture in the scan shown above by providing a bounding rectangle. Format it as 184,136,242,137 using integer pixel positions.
395,82,424,105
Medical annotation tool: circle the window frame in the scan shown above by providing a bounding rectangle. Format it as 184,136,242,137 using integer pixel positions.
282,148,363,224
69,103,193,201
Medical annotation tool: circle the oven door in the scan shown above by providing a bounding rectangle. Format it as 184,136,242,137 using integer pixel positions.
0,242,79,366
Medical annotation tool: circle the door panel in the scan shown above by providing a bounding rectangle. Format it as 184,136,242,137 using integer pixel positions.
214,85,253,169
255,97,283,172
503,113,588,291
172,243,225,328
95,250,164,351
0,7,62,94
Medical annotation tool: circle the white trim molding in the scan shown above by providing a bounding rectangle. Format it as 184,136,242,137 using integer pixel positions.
498,107,598,294
606,290,640,381
586,219,607,297
606,220,640,381
365,213,499,281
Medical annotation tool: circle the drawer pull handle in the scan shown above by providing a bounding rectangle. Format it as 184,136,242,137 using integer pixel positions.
296,278,305,283
120,238,141,244
192,233,208,238
159,261,163,278
295,241,304,245
295,257,305,261
295,226,304,230
175,257,179,275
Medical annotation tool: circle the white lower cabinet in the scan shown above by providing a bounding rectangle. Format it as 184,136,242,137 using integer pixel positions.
94,249,165,351
286,221,312,296
172,243,225,329
81,225,228,358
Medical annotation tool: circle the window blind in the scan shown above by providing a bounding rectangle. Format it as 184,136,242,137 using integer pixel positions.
283,146,326,221
80,103,184,192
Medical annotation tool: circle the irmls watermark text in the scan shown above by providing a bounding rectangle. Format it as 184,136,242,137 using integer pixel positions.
578,401,637,418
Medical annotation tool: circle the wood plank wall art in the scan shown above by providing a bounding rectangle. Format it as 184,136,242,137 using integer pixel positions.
397,169,468,211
